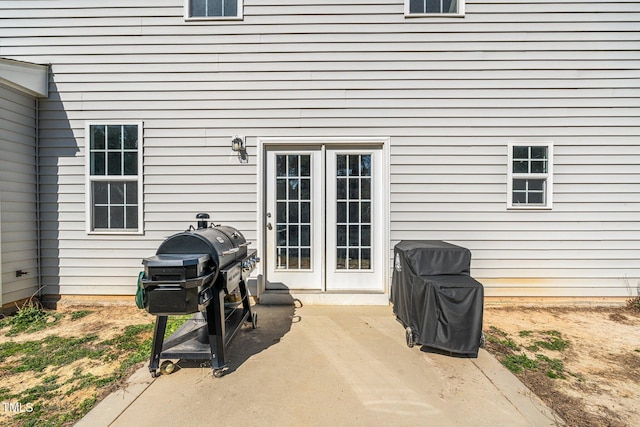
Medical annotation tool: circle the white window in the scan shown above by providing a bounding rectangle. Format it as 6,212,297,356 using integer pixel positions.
86,122,143,234
185,0,243,20
507,142,553,209
405,0,465,16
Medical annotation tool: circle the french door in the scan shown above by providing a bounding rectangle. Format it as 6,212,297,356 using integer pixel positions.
265,146,384,292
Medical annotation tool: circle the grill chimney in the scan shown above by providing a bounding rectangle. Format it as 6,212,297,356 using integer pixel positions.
196,213,210,229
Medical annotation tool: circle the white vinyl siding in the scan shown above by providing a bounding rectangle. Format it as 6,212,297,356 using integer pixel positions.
0,83,39,305
1,1,638,298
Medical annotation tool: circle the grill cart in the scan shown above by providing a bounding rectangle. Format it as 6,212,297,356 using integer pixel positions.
141,214,259,377
391,241,484,357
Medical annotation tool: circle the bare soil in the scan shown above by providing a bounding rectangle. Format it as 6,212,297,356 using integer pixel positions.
483,306,640,427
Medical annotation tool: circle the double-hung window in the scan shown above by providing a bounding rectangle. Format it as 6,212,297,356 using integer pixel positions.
507,142,553,209
405,0,465,16
86,122,143,234
186,0,243,20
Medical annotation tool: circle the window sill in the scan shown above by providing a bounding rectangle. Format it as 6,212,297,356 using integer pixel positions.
507,206,553,211
404,13,465,19
184,16,243,21
88,230,144,236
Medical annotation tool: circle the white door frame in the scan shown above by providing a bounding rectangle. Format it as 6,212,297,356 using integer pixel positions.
257,137,390,305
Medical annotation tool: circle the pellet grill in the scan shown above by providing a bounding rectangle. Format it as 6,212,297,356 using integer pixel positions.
141,214,259,377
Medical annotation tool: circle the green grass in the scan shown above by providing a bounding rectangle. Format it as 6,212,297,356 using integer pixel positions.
70,310,93,321
534,330,570,352
1,303,62,336
502,353,538,374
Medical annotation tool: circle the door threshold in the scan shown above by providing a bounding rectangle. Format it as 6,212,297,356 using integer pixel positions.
259,291,389,306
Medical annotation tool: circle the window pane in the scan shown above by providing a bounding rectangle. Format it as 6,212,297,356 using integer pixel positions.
513,160,528,173
337,178,347,200
336,248,347,270
337,155,347,176
94,206,108,228
409,0,423,13
300,249,311,269
107,126,121,150
531,161,546,174
361,178,371,200
337,202,346,223
108,153,122,175
110,206,124,228
361,249,371,269
361,225,371,246
277,202,286,223
531,146,547,159
301,225,310,246
277,178,286,199
288,248,299,269
513,146,528,159
124,152,137,175
349,225,359,246
349,178,359,199
301,202,311,223
301,178,310,200
349,155,359,176
126,206,138,229
361,202,371,223
361,155,371,176
277,227,286,246
528,179,545,191
276,155,286,177
110,182,125,204
190,0,206,16
289,225,299,246
91,125,105,150
224,0,237,16
93,182,108,204
337,225,347,246
513,192,527,204
123,125,138,149
427,0,441,13
288,155,298,177
91,152,105,175
529,193,544,204
513,179,527,190
288,202,298,222
349,202,359,223
208,0,222,16
288,178,299,199
349,248,359,269
126,182,137,204
300,155,311,176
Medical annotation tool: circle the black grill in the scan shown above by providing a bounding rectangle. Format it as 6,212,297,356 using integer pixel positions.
141,213,259,377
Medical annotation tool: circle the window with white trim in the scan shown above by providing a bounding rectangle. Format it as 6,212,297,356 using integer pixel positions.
507,142,553,209
186,0,243,20
405,0,464,16
86,123,143,233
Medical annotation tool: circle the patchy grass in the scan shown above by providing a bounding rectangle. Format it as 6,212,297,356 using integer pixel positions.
0,305,156,427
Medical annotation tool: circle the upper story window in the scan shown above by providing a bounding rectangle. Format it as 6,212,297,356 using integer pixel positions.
507,142,553,209
186,0,243,20
86,122,143,234
405,0,465,16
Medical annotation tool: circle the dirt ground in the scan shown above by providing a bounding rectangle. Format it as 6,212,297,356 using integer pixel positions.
483,305,640,427
2,303,639,426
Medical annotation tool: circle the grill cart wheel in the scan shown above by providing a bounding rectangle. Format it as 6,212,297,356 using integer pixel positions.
160,360,175,375
479,332,486,349
213,368,227,378
251,312,258,329
405,327,415,348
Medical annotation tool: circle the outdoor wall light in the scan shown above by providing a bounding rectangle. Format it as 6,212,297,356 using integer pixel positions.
231,135,245,152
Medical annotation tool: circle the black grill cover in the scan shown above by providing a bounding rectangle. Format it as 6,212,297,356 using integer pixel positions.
391,241,484,357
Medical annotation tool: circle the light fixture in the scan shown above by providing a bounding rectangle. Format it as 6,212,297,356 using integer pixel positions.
231,135,245,152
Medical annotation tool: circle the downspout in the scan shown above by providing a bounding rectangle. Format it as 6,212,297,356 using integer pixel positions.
35,96,42,299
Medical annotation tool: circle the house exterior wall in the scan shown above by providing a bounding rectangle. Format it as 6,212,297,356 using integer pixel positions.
0,1,638,298
0,83,39,305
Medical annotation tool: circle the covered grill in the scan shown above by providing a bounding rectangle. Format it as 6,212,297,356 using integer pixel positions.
391,241,484,357
141,213,259,377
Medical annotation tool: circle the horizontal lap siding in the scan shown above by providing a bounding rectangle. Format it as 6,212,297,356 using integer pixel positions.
1,0,638,296
0,84,39,304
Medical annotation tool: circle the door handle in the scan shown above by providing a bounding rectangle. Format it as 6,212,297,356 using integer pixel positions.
267,223,273,230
